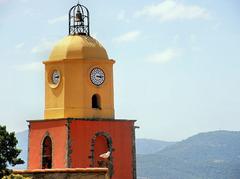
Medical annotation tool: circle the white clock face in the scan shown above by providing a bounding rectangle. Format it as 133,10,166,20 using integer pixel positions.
52,70,61,85
90,68,105,86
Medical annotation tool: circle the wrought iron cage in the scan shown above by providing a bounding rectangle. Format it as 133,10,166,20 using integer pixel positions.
69,3,90,36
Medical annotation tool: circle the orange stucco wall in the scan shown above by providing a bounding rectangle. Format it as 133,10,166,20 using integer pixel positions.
28,119,135,179
28,120,67,169
70,120,135,179
44,59,115,120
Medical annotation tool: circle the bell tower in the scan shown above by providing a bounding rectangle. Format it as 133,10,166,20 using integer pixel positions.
43,3,115,119
27,3,136,179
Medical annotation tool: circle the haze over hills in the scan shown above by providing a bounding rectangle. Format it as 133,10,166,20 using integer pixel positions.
137,131,240,179
15,130,240,179
136,139,176,154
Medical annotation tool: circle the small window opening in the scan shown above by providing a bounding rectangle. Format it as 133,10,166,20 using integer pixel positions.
92,94,101,109
42,136,52,169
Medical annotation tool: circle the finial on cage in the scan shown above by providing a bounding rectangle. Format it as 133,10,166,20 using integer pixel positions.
69,3,90,36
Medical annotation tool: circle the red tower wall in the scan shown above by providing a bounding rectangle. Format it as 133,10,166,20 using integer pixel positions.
70,120,135,179
28,120,68,169
28,119,136,179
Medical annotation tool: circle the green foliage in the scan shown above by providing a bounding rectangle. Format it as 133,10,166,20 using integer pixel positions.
0,125,24,178
2,174,31,179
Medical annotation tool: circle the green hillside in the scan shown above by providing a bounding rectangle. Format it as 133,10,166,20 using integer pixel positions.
137,131,240,179
136,139,176,154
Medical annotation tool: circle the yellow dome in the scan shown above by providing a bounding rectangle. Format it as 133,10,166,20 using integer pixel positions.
48,35,109,61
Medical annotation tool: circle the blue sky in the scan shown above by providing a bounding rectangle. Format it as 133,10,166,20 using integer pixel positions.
0,0,240,141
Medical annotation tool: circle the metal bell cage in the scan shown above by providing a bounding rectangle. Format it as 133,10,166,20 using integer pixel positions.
69,3,90,36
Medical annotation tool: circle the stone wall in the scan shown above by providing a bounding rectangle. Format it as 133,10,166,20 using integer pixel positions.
14,168,109,179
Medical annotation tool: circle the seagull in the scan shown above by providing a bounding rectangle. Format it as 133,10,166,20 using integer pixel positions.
99,151,111,159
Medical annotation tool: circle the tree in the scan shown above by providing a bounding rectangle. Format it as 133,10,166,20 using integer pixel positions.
0,125,24,178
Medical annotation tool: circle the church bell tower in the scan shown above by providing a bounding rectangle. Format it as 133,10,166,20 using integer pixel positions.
27,3,136,179
44,3,115,120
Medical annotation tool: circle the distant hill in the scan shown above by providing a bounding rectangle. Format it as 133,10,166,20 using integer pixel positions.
137,131,240,179
136,139,176,154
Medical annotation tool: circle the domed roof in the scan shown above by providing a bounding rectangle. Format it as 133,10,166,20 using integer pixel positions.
48,35,109,61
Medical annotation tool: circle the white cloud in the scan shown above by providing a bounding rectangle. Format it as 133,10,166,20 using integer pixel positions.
31,38,56,55
147,48,182,64
14,62,43,72
135,0,210,22
15,42,25,49
48,15,67,24
113,31,141,43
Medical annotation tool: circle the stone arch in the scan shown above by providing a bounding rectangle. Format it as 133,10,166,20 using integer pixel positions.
89,132,114,177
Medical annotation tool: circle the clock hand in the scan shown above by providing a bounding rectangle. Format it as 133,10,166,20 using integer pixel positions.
96,75,103,78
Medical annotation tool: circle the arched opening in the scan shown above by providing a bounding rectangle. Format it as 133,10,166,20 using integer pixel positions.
90,132,114,177
92,94,101,109
94,135,109,167
42,136,52,169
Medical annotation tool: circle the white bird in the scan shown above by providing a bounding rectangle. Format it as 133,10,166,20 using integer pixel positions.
99,151,111,159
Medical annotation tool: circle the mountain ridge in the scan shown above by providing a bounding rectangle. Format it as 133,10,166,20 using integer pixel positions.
137,130,240,179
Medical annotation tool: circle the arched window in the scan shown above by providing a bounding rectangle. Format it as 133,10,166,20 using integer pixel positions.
92,94,101,109
42,136,52,169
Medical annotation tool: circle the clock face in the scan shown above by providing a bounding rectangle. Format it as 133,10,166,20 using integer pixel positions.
52,70,61,85
90,68,105,86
